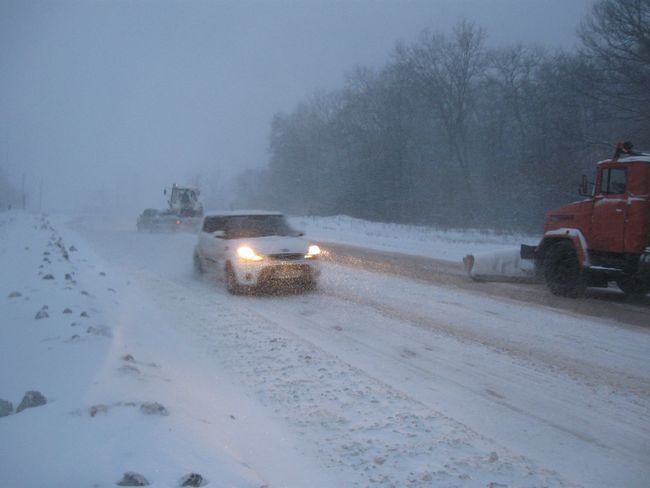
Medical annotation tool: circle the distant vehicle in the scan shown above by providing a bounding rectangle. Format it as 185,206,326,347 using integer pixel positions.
136,184,203,232
164,184,203,218
136,209,162,231
193,210,321,294
136,207,192,232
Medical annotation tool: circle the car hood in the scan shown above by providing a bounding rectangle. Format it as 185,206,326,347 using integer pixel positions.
231,235,312,255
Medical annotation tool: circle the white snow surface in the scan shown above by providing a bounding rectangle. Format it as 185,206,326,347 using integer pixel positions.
290,215,538,262
1,211,648,488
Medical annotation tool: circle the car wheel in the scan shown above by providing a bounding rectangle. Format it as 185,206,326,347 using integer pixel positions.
193,251,204,275
225,263,242,295
543,241,585,297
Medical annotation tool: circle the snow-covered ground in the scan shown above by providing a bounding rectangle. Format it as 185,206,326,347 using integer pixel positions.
290,215,538,262
1,211,649,488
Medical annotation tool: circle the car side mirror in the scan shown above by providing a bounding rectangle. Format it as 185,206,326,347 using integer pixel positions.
212,230,225,238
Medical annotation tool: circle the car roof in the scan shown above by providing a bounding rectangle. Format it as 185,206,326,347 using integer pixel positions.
203,210,284,218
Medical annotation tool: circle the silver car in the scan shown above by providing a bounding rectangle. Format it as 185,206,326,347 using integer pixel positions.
193,211,321,294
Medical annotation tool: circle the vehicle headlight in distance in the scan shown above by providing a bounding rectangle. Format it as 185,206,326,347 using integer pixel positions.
237,246,263,261
305,244,321,259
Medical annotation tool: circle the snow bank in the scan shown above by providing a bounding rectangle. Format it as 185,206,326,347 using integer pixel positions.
291,214,538,262
0,211,263,487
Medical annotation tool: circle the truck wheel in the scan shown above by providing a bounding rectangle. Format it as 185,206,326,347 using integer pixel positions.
543,241,585,297
616,277,650,298
225,263,242,295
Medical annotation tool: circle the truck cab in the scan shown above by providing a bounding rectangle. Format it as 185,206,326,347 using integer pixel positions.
165,184,203,218
531,148,650,297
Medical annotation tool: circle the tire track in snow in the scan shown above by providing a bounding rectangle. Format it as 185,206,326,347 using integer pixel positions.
320,285,650,402
322,241,650,328
201,292,577,488
231,280,649,488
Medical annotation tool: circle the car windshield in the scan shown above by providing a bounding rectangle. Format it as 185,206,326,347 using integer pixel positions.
225,215,294,238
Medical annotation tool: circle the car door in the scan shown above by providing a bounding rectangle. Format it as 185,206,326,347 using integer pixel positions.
210,217,228,269
591,166,627,253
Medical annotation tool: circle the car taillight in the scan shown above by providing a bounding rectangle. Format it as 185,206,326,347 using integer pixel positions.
175,219,181,225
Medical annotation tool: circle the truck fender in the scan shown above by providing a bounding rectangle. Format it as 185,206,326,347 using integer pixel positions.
538,228,590,268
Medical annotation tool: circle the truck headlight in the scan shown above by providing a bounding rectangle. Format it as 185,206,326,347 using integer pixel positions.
305,245,321,259
237,246,263,261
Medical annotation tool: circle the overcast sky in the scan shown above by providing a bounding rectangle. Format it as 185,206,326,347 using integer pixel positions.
1,0,595,212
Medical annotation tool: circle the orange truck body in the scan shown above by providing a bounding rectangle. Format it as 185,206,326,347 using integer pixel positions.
524,152,650,296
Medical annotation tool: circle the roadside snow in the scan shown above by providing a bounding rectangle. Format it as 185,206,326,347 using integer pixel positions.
0,212,273,487
291,215,537,262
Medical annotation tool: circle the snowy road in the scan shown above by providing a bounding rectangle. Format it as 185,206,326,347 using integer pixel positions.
322,242,650,328
71,218,650,488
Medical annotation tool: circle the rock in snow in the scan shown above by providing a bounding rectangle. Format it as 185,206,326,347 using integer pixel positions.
140,402,169,416
0,398,14,417
88,404,109,417
179,472,205,487
34,309,49,320
16,390,47,413
116,472,149,486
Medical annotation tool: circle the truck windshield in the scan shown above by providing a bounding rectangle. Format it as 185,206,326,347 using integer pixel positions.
601,168,627,195
225,215,294,238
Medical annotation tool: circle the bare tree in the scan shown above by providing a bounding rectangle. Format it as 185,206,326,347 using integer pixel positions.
249,10,643,232
397,20,486,172
579,0,650,120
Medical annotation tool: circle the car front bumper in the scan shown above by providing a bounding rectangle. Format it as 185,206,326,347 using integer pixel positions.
232,259,320,288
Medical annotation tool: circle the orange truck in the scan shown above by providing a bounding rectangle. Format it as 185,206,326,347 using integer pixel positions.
520,142,650,297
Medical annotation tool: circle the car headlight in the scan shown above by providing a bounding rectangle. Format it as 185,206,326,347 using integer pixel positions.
305,244,321,259
237,246,263,261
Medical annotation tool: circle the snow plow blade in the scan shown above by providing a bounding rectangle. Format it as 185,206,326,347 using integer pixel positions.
520,244,537,260
463,248,537,283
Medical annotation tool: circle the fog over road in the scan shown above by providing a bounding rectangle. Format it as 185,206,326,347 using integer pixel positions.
71,217,650,488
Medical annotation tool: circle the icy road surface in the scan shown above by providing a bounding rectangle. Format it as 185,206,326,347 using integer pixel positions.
62,216,650,488
322,242,650,327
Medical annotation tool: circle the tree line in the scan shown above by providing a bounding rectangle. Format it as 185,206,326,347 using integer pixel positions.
232,0,650,232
